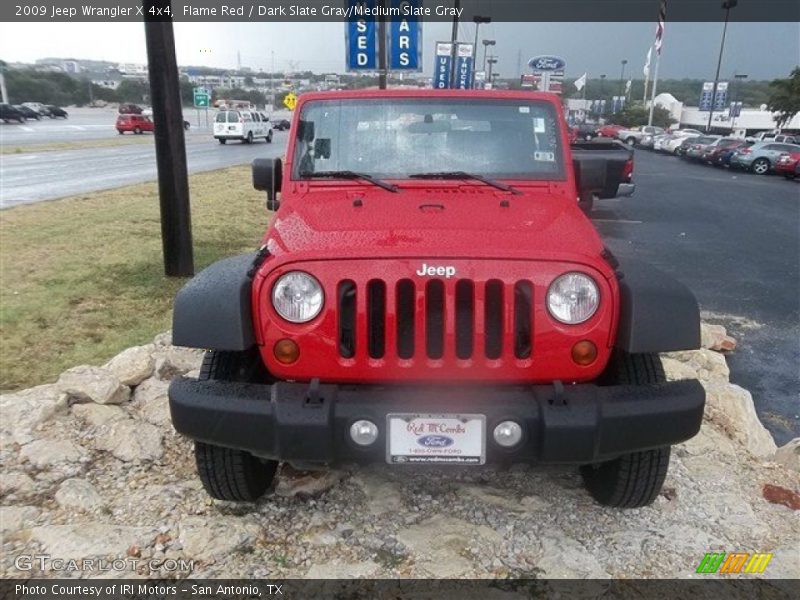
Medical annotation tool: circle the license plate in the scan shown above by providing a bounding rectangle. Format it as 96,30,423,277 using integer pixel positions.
386,414,486,465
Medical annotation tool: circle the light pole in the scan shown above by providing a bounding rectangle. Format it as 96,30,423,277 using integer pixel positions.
600,74,606,96
731,72,748,129
707,0,738,133
487,56,498,87
471,16,491,87
619,59,628,96
482,39,496,73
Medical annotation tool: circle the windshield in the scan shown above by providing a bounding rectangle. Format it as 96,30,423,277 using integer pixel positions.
292,98,565,180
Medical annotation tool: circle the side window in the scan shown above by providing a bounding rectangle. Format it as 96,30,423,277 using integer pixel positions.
253,113,261,122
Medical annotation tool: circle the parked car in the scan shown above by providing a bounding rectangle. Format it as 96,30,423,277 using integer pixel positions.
273,119,291,131
773,134,799,144
170,89,705,510
116,114,154,134
571,122,598,141
617,126,665,146
663,131,704,155
46,105,68,118
213,109,273,144
596,124,624,138
14,105,42,120
0,103,26,123
775,151,800,179
118,103,144,115
714,141,752,167
683,136,722,161
730,142,800,174
652,134,674,152
701,138,748,165
675,136,701,157
21,102,51,116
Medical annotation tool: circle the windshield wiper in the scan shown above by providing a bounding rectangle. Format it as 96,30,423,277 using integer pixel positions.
301,170,399,193
408,171,523,195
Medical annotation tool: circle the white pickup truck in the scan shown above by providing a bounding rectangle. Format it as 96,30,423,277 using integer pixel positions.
617,125,665,146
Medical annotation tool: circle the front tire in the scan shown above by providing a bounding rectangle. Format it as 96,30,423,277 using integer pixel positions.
581,353,671,508
245,131,253,144
266,130,273,143
218,138,226,144
751,158,770,175
625,137,636,146
193,350,277,502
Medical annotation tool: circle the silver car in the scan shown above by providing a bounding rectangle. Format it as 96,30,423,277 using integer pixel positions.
730,141,800,175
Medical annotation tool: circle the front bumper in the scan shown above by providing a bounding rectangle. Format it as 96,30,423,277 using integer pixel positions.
168,377,705,466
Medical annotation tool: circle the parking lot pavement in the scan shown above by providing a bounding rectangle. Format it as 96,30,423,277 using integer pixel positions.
0,131,288,208
0,107,218,146
593,150,799,444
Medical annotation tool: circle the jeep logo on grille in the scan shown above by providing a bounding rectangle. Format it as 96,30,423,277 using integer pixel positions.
416,263,456,278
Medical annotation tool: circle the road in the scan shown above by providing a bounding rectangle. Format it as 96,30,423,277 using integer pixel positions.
0,107,294,146
594,150,799,444
0,131,289,208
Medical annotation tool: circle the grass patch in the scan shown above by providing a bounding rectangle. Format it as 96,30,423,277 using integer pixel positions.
0,166,271,391
0,134,212,155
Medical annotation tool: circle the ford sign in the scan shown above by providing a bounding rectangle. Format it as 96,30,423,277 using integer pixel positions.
417,435,454,448
528,55,566,72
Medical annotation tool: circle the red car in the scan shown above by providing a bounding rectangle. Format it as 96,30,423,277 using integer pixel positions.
116,114,154,135
775,152,800,179
169,89,704,509
597,124,624,138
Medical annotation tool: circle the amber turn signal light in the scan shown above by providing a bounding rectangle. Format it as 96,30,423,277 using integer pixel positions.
274,339,300,364
571,340,597,366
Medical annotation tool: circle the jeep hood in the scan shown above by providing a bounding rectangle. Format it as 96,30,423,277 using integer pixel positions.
264,187,606,266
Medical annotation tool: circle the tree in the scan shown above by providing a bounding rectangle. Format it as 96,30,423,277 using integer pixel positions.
767,68,800,127
612,105,676,128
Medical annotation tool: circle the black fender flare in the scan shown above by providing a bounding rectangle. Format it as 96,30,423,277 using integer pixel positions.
172,253,257,351
614,257,701,353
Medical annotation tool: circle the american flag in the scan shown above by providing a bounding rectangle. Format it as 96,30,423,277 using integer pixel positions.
654,0,667,55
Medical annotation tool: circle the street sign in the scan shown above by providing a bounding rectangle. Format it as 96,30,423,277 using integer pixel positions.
388,0,422,71
729,101,743,118
432,42,453,89
454,43,474,90
283,92,298,111
346,0,378,71
193,88,210,108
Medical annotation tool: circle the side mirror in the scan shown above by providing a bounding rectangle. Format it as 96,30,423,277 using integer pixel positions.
252,158,283,211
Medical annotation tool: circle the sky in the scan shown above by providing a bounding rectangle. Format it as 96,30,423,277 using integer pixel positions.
0,21,797,80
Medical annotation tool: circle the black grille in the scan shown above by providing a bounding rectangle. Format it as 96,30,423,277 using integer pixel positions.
337,278,533,361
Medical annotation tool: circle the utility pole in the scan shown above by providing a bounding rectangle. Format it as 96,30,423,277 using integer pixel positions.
378,0,387,90
449,0,461,87
144,0,194,277
731,72,748,130
0,60,8,104
487,56,498,87
471,16,491,87
482,39,496,73
619,59,627,96
707,0,738,133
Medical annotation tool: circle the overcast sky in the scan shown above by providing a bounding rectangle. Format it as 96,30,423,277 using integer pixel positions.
0,21,797,80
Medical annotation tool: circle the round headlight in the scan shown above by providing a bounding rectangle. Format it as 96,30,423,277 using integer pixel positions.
272,271,324,323
547,272,599,324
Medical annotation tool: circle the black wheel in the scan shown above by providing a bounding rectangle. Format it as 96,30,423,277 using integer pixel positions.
118,130,124,135
218,138,227,144
266,130,273,143
577,192,594,214
193,350,277,502
751,158,770,175
245,131,253,144
581,353,671,508
625,137,636,146
134,126,142,135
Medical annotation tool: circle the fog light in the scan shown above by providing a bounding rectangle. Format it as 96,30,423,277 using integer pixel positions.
571,340,597,365
493,421,523,448
350,420,379,446
273,339,300,364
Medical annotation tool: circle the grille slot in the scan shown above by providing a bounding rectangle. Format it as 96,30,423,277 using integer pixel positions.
367,280,386,359
514,281,533,359
425,280,445,359
484,280,504,359
396,279,415,359
337,280,356,358
455,280,474,359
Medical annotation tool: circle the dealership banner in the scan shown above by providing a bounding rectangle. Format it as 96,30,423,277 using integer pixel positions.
388,0,422,71
454,43,474,90
345,0,377,70
432,41,453,89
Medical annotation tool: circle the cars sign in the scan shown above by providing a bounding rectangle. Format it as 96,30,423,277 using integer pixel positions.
528,55,566,71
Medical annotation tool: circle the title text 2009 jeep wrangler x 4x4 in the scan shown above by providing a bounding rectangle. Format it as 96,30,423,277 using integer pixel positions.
169,90,704,508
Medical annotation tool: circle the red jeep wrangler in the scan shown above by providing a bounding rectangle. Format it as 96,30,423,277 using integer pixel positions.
169,90,704,508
